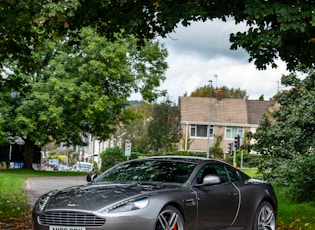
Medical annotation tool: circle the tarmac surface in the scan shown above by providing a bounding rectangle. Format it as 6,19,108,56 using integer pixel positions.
24,176,87,207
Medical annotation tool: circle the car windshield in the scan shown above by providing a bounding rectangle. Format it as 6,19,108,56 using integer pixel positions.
95,159,196,184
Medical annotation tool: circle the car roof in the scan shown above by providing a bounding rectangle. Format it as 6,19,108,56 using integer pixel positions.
142,155,220,164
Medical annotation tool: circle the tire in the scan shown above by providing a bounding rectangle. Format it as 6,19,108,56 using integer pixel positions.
155,205,185,230
253,201,276,230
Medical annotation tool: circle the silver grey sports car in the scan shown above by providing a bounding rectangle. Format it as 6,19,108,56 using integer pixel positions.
32,156,277,230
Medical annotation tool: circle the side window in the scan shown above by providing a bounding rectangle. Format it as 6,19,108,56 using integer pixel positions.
215,165,230,184
196,164,226,184
195,164,240,185
225,166,240,182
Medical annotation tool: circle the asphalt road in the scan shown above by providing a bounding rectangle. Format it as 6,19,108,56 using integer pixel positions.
24,176,87,207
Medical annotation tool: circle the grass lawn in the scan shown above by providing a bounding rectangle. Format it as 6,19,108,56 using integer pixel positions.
0,169,87,229
274,184,315,230
0,168,314,229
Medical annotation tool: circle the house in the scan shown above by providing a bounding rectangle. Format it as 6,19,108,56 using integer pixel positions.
178,96,274,153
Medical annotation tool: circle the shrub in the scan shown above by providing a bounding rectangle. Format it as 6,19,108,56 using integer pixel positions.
164,151,206,158
100,146,125,171
288,153,315,203
225,152,262,168
270,152,315,203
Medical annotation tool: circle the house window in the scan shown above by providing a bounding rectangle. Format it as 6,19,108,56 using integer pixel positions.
191,125,213,138
226,126,243,139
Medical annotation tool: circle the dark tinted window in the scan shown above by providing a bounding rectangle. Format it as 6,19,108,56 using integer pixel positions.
225,166,240,182
196,163,240,184
96,160,196,184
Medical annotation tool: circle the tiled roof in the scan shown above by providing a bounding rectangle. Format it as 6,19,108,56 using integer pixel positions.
179,97,274,125
246,100,275,124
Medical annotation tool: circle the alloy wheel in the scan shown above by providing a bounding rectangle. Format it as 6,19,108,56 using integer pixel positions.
155,206,184,230
256,202,276,230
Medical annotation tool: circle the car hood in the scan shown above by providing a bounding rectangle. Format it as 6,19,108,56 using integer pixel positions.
44,182,181,211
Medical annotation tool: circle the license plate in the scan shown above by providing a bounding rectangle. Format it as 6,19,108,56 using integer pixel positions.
49,226,86,230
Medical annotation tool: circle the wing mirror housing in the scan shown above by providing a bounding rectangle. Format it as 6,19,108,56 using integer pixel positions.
195,175,221,187
203,175,221,185
87,172,97,182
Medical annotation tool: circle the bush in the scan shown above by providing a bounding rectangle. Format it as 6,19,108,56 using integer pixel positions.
270,152,315,203
100,146,125,172
288,153,315,203
100,147,145,172
225,152,262,168
165,151,206,157
246,154,263,168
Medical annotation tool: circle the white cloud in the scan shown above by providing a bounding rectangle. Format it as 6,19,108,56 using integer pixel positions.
131,19,289,101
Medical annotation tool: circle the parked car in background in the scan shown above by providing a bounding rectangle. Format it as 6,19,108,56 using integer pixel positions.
76,161,93,172
32,156,277,230
52,164,70,171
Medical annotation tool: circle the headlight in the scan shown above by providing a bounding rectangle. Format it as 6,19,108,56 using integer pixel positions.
104,197,149,213
33,191,55,211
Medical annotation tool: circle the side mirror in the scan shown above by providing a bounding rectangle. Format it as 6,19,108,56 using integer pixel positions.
203,175,221,185
87,172,97,182
195,175,221,187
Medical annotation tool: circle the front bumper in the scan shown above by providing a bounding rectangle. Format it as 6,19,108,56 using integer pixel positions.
33,209,157,230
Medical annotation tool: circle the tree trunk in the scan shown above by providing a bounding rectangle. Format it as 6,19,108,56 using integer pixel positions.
23,139,35,170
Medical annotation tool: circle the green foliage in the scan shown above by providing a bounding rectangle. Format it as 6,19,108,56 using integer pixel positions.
100,146,125,172
69,151,79,166
181,131,194,151
3,1,315,170
253,73,315,202
289,153,315,202
164,151,206,157
225,151,262,168
245,154,263,168
111,102,153,154
274,153,315,203
241,168,262,179
274,183,315,229
190,85,248,99
147,99,182,152
210,135,224,159
4,1,315,72
27,28,167,145
0,27,167,168
48,150,60,160
231,1,315,71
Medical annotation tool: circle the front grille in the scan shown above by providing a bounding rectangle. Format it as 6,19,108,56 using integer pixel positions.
38,211,106,227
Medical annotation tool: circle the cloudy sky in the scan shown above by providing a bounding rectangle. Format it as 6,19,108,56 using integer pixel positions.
152,19,290,102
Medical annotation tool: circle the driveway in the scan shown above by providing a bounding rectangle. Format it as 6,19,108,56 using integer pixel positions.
25,176,87,207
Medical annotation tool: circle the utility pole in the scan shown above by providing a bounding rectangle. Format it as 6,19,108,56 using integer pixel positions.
206,80,213,158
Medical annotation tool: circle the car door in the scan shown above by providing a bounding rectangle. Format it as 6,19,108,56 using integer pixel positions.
193,163,240,230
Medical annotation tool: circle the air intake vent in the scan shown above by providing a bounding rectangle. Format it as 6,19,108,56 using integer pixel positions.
38,211,106,227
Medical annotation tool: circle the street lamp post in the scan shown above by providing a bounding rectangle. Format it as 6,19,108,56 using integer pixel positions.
206,80,213,158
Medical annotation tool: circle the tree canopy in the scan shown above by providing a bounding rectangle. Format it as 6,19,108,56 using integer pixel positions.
110,99,182,154
111,101,152,154
2,0,315,71
0,27,167,168
254,73,315,161
190,85,248,99
147,99,181,152
2,0,315,170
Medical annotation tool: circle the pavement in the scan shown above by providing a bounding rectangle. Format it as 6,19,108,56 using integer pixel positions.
24,176,87,207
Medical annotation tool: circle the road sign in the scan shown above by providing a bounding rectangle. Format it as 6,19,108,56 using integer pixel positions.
125,141,131,157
